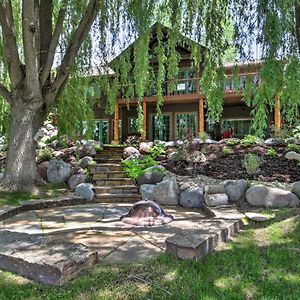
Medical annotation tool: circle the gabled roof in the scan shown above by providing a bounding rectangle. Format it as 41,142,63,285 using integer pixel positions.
108,22,206,70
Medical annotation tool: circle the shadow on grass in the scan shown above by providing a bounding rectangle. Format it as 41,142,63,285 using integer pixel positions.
0,209,299,300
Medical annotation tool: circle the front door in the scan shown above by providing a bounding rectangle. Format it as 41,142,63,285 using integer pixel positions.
150,113,172,141
94,120,109,144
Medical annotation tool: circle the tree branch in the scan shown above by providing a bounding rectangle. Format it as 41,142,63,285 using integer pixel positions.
46,0,100,104
0,1,22,89
22,0,40,95
40,0,68,85
0,83,12,103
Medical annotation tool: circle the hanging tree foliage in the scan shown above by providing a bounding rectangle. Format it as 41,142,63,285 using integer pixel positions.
0,0,299,191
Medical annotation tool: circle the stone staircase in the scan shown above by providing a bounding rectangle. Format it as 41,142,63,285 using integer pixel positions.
91,146,141,203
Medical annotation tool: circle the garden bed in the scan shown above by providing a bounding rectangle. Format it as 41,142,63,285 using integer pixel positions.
164,144,300,182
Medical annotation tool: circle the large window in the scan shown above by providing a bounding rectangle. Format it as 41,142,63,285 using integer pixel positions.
221,119,253,138
94,120,109,144
150,114,172,141
176,113,197,139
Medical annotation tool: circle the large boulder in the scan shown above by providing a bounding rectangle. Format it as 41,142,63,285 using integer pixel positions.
137,172,164,186
153,177,180,205
224,179,248,202
47,160,71,184
205,193,228,207
123,146,140,158
291,181,300,199
68,174,87,190
75,183,94,201
246,185,300,208
78,144,96,158
78,156,93,169
144,165,165,173
139,142,153,154
179,186,204,208
37,161,49,181
285,151,300,161
139,184,156,201
186,151,206,163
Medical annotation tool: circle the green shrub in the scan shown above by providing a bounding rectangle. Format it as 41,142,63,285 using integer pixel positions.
94,144,102,153
226,139,239,145
243,153,261,175
241,135,258,147
121,155,157,179
37,148,53,163
267,148,277,157
222,146,233,156
148,143,165,159
287,143,300,153
56,139,68,149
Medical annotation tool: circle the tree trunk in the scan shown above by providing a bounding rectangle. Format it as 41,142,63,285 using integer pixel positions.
0,96,45,193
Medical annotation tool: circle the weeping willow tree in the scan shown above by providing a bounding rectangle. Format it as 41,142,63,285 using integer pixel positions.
0,0,299,192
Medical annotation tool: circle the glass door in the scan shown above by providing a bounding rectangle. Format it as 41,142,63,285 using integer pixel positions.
150,113,172,141
176,113,197,139
94,120,109,144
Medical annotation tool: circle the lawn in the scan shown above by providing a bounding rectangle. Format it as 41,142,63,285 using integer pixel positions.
0,208,299,300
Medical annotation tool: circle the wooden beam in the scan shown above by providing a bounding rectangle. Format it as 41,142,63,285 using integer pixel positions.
198,96,205,134
142,101,147,141
113,102,119,144
274,95,281,133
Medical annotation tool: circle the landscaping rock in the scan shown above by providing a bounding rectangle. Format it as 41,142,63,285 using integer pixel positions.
123,153,141,161
139,142,153,154
0,230,98,285
179,186,204,208
139,184,156,201
0,173,3,181
69,167,85,177
68,174,87,190
179,182,190,191
136,172,164,186
144,165,165,173
244,212,272,222
205,193,228,207
204,184,225,195
78,156,93,169
186,151,206,163
153,177,179,206
37,161,49,181
285,151,300,161
224,179,248,202
123,146,140,158
75,183,94,201
52,150,64,159
246,185,300,208
47,160,71,184
291,181,300,199
78,144,96,158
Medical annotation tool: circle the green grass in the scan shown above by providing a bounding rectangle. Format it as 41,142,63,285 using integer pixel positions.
0,209,300,299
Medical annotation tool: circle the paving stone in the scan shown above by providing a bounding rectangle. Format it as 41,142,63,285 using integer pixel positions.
104,236,162,263
0,230,98,285
102,207,130,221
62,206,106,222
203,205,245,220
244,212,273,222
165,219,243,259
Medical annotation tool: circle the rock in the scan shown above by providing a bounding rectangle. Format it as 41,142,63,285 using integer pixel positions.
45,123,55,131
186,151,206,163
291,181,300,198
204,185,225,195
285,151,300,161
244,212,272,222
0,230,98,286
123,146,140,158
123,153,141,161
165,141,175,148
0,173,3,181
144,165,165,173
68,174,87,190
37,161,49,181
179,186,204,208
52,150,64,159
78,144,96,158
75,183,94,201
179,182,190,191
224,179,248,202
139,142,153,154
153,177,180,206
136,172,164,186
205,193,228,207
206,139,218,144
34,128,47,141
78,156,93,169
69,167,85,177
246,185,300,208
139,184,156,201
47,160,71,184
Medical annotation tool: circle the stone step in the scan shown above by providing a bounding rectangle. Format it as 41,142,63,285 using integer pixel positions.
94,193,141,203
93,171,127,179
90,164,123,172
95,178,136,186
94,185,139,194
94,158,122,164
95,154,123,160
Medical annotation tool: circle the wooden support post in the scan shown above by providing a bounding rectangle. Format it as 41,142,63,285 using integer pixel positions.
274,95,281,134
198,97,205,134
113,102,119,144
142,101,147,141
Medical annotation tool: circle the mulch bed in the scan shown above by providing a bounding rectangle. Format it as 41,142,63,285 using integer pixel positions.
164,144,300,183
